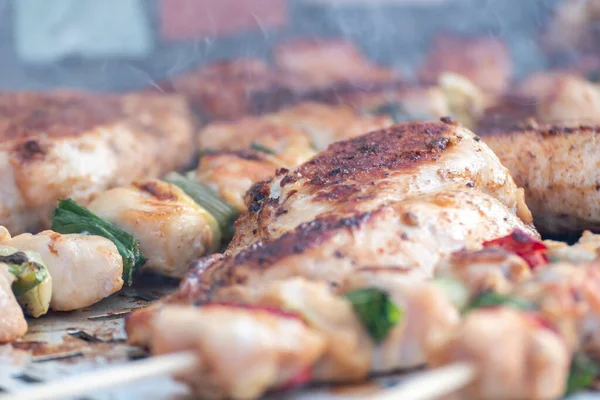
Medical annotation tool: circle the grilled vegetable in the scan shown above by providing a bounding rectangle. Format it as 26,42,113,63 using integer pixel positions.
343,288,403,343
51,199,145,286
250,141,277,155
483,229,548,269
163,172,239,241
566,353,600,395
463,291,534,314
0,246,52,317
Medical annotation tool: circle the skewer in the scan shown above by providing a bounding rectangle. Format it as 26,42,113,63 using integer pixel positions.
0,349,475,400
369,362,476,400
0,351,197,400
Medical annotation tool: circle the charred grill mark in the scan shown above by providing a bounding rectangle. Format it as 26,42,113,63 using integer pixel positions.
136,181,177,201
282,121,454,192
14,139,47,161
197,211,376,286
246,181,271,213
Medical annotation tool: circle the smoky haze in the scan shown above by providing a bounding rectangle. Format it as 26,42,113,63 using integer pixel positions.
0,0,558,92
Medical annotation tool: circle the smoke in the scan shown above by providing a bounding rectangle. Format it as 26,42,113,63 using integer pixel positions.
0,0,564,91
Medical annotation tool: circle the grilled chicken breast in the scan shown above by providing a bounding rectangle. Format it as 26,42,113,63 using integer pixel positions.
482,123,600,234
0,91,196,235
426,308,569,400
0,266,27,343
230,119,532,251
0,227,123,311
87,180,219,278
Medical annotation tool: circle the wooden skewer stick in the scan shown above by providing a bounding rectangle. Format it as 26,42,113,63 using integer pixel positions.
0,351,475,400
0,351,198,400
369,362,476,400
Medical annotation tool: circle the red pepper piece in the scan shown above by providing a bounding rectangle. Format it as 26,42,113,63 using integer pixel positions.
483,229,549,269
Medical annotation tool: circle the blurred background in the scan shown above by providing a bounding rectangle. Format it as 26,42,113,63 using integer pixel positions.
0,0,561,91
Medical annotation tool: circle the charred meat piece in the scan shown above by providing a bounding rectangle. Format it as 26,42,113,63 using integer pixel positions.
418,34,513,94
0,91,196,234
482,122,600,234
126,188,534,348
231,119,533,251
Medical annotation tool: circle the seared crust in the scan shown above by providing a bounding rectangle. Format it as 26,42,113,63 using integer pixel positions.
231,119,532,251
0,91,196,234
482,122,600,234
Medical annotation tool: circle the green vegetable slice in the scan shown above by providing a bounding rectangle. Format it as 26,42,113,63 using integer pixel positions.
51,199,145,286
566,353,600,395
462,291,535,314
163,172,239,241
250,141,277,155
344,287,403,343
3,250,48,296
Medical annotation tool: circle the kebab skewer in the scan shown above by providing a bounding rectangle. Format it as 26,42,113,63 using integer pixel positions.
3,229,600,400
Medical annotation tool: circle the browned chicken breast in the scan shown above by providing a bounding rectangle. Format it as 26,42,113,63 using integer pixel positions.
426,307,570,400
418,34,513,94
0,91,196,234
127,188,534,348
482,122,600,234
230,119,532,251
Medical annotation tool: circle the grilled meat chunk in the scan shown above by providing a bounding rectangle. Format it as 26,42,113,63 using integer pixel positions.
151,303,325,400
0,265,27,343
482,123,600,234
86,180,219,278
0,226,123,311
196,152,280,212
0,91,196,234
198,117,316,167
263,102,392,151
426,308,569,400
231,119,532,251
148,275,458,399
195,102,392,212
272,38,400,89
126,189,534,348
418,34,513,94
